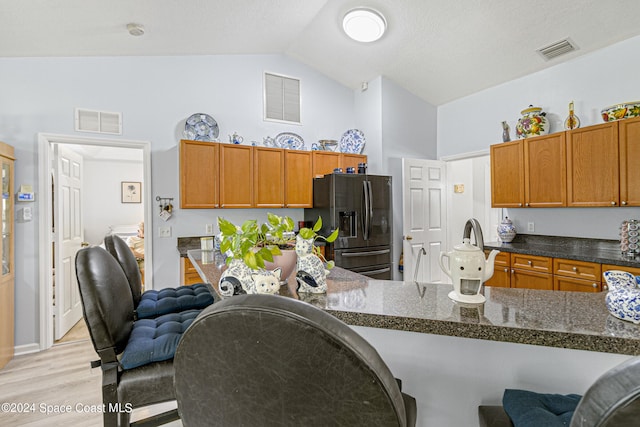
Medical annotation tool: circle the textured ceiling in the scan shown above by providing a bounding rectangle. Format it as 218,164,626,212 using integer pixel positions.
2,0,640,105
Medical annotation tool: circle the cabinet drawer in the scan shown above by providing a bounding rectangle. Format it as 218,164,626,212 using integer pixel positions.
554,276,601,292
510,253,552,273
554,258,601,281
486,250,510,267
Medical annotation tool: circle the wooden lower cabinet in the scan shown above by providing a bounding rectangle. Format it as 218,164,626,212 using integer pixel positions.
181,257,202,286
554,276,600,292
484,251,510,288
511,269,553,290
553,258,601,292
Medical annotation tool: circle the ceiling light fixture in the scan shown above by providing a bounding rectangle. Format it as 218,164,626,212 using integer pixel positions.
127,23,145,37
342,8,386,43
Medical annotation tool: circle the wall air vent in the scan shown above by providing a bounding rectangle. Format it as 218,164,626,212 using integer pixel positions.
537,38,577,61
264,72,301,124
75,108,122,135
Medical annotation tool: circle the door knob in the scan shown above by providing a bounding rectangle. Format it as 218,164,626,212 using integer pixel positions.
81,242,89,247
405,235,413,241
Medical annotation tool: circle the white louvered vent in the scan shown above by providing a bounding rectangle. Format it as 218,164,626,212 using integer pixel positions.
75,108,122,135
264,72,301,124
537,38,578,61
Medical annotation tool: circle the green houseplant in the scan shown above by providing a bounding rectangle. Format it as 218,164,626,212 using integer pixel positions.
298,216,339,270
217,217,281,270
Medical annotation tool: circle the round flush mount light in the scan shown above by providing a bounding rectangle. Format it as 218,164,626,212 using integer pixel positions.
342,8,387,43
127,23,145,37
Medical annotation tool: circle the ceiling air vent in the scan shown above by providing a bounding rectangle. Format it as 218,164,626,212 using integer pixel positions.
537,38,577,61
75,108,122,135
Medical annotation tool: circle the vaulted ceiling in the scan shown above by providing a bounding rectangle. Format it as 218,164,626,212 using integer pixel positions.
3,0,640,105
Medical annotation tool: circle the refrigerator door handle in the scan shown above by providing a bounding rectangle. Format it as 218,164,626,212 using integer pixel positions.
342,249,391,257
366,180,373,238
362,180,370,240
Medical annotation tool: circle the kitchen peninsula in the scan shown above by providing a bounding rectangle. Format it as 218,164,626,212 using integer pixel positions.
188,249,638,427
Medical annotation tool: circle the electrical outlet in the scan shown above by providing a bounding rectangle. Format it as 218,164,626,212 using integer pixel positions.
159,226,172,237
205,223,213,234
527,222,535,232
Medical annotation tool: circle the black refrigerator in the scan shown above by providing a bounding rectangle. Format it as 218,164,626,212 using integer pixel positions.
305,173,392,279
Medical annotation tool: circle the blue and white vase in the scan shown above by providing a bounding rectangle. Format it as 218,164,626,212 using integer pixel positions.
497,217,516,243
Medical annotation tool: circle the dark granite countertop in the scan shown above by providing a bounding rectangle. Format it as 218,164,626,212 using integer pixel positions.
188,249,640,356
485,234,640,268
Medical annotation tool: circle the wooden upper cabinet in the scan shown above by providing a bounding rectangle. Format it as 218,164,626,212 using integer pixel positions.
285,150,313,208
341,153,367,171
567,122,619,207
180,140,219,208
254,146,284,208
619,116,640,207
312,151,341,177
524,132,566,207
491,140,525,207
220,144,253,208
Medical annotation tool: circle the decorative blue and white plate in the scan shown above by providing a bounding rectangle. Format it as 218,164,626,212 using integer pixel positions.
339,129,366,154
184,113,219,141
274,132,305,150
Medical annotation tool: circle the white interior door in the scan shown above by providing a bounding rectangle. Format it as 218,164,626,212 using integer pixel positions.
54,145,84,340
402,158,447,283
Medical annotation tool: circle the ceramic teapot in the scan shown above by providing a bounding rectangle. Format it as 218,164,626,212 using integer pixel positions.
439,239,499,304
229,132,244,144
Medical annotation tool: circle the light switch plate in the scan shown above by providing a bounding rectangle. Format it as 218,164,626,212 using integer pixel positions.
205,224,213,234
159,226,171,237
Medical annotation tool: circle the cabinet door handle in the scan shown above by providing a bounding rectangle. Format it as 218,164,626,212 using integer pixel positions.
603,285,608,291
525,203,529,207
592,283,598,288
611,201,616,205
527,260,532,265
518,203,522,207
572,266,578,272
511,269,515,274
504,268,509,273
622,201,628,205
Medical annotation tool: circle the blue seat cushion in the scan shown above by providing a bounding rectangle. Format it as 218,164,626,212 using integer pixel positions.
120,309,200,369
503,389,582,427
136,283,214,319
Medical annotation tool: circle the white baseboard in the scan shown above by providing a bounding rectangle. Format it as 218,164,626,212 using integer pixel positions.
14,343,41,356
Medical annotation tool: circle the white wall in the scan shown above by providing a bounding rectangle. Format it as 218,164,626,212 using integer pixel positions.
82,157,144,245
0,53,356,347
355,77,438,280
438,35,640,239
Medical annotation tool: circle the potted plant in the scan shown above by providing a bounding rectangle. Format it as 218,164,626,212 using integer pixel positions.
217,217,280,270
258,213,297,283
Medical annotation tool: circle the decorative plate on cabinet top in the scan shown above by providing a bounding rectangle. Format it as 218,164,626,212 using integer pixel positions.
339,129,366,154
184,113,219,141
274,132,305,150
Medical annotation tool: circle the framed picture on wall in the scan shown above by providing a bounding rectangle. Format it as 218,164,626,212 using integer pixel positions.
121,181,141,203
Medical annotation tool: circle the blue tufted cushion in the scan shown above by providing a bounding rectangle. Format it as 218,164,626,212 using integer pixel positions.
136,283,214,319
503,389,582,427
120,309,201,369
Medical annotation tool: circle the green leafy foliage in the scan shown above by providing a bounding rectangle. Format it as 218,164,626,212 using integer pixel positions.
217,217,280,270
298,216,339,270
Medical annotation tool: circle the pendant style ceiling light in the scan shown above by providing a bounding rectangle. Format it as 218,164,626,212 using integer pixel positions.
342,8,386,43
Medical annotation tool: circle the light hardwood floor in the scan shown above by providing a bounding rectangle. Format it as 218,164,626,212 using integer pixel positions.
0,338,181,426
